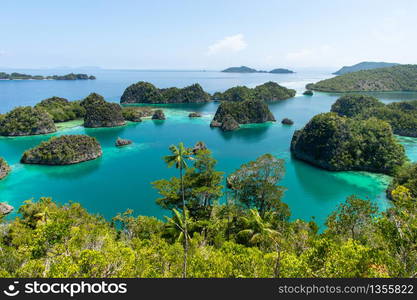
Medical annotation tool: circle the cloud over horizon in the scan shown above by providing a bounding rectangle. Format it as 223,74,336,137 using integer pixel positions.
207,34,247,56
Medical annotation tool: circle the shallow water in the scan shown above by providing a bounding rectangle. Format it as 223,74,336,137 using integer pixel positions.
1,69,416,228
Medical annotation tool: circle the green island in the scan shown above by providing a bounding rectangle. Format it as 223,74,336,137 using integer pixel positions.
221,66,295,74
0,106,56,136
0,72,96,80
307,65,417,92
212,81,296,102
333,61,399,75
210,99,275,131
82,93,126,128
0,143,415,278
21,135,102,165
35,96,85,122
120,82,211,104
0,157,10,180
290,112,406,175
331,94,417,137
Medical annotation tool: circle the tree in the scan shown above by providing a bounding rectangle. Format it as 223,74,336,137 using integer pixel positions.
227,154,287,217
154,147,223,219
163,142,194,278
325,196,378,241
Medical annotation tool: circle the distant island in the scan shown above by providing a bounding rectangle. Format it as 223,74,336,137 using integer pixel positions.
210,99,275,131
307,65,417,92
221,66,295,74
332,61,399,75
120,82,211,104
212,82,296,102
0,72,96,80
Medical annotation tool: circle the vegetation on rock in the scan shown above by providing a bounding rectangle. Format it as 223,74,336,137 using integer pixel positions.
331,95,417,137
0,157,10,180
35,97,85,122
120,82,210,104
307,65,417,92
213,82,295,102
281,118,294,125
121,107,143,122
303,90,313,96
152,109,166,120
290,112,406,175
211,99,275,131
269,68,294,74
21,135,102,165
115,137,132,147
82,93,125,128
0,106,56,136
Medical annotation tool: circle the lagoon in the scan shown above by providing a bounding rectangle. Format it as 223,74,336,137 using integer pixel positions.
1,69,416,228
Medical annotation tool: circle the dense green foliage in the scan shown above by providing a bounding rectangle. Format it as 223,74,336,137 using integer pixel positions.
331,95,417,137
0,147,415,277
332,62,399,75
35,97,85,122
0,72,95,80
120,82,211,104
0,157,10,180
388,163,417,199
291,112,406,175
21,135,102,165
0,106,56,136
330,94,383,117
211,99,275,131
81,93,125,128
308,65,417,92
121,107,143,122
213,82,295,102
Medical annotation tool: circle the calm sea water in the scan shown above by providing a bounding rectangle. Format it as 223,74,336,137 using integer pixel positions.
1,69,417,228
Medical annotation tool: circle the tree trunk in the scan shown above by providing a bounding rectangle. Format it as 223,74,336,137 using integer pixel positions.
180,166,188,278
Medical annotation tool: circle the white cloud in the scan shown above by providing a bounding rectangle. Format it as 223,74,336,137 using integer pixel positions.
284,45,335,66
207,34,247,56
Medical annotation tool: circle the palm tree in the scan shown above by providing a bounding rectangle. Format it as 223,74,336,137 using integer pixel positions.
238,209,278,248
164,142,194,278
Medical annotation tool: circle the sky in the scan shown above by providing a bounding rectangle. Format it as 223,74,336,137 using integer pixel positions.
1,0,416,70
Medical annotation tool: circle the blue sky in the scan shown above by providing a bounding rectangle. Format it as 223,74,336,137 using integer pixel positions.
1,0,416,70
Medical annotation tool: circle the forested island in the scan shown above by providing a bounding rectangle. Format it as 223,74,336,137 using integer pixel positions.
0,142,415,278
210,99,275,131
0,72,96,80
82,93,126,127
213,82,296,102
0,158,10,180
221,66,295,74
307,65,417,92
21,135,102,165
331,94,417,137
332,61,399,75
291,112,406,175
120,82,211,104
35,97,85,122
0,106,56,136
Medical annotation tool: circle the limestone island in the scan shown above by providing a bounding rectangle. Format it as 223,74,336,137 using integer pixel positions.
0,106,56,136
331,94,417,137
21,135,102,165
332,61,399,75
307,65,417,92
152,109,166,120
0,157,11,180
115,137,132,147
281,118,294,125
210,99,275,131
189,112,202,118
290,112,406,175
303,90,313,96
120,82,211,104
212,81,296,102
0,72,96,80
35,96,85,122
81,93,125,128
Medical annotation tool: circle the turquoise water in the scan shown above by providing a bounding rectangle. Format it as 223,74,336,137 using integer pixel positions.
1,69,417,228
